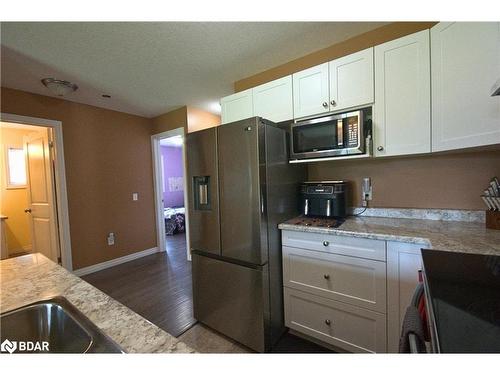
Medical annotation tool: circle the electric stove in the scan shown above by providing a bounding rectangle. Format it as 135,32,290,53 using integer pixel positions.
422,249,500,353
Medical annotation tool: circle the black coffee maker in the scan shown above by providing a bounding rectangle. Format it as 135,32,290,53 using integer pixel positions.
299,181,347,218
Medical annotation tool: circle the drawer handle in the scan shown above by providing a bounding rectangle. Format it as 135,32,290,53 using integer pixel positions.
323,274,330,280
325,319,332,326
323,241,329,247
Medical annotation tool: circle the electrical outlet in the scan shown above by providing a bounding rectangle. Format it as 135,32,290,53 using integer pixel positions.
362,177,372,206
107,232,115,246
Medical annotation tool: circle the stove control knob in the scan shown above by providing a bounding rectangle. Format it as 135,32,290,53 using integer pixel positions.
323,241,329,247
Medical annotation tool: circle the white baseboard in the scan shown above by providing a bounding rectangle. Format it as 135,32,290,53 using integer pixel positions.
73,247,160,277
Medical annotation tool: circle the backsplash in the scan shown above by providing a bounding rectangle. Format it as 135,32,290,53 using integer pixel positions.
307,149,500,210
349,207,485,223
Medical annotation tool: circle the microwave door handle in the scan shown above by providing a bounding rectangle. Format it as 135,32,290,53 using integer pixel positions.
337,119,343,146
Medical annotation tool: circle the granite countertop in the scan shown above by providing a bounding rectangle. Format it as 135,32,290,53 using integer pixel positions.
0,253,196,353
279,216,500,256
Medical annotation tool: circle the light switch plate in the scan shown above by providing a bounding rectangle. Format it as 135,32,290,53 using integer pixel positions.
132,192,138,201
107,232,115,246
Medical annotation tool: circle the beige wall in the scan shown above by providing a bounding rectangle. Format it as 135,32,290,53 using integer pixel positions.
186,106,221,133
308,150,500,210
235,22,437,92
151,105,221,135
151,106,188,134
0,127,32,252
1,87,157,270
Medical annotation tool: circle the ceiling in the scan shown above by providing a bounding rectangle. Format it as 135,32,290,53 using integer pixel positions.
0,22,387,118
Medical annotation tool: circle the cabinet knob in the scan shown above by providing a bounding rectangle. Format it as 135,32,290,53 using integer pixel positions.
330,100,336,106
377,146,384,151
323,274,330,280
322,102,328,108
325,319,331,326
323,241,329,247
24,208,32,213
244,126,252,131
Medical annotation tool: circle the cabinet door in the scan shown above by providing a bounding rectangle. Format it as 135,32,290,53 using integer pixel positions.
431,22,500,152
220,88,253,124
293,63,330,119
374,30,431,157
329,48,374,112
253,75,293,122
386,241,423,353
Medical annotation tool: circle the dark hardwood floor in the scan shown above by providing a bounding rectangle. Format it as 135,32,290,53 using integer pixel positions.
83,233,333,352
83,233,196,337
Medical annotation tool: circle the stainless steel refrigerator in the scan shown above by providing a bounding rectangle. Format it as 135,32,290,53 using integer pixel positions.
186,117,305,352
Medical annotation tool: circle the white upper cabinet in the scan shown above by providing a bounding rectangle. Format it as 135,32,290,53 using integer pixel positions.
329,48,374,112
220,88,253,124
431,22,500,152
292,63,330,119
374,30,431,157
252,76,293,123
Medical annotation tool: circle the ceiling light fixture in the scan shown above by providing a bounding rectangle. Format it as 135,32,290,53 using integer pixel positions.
41,78,78,97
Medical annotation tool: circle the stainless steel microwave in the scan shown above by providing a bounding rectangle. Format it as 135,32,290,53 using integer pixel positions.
290,109,368,160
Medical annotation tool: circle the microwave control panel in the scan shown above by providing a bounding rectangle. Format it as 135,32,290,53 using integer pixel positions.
346,118,359,147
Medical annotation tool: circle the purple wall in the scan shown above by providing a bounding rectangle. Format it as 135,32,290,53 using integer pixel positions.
161,146,184,208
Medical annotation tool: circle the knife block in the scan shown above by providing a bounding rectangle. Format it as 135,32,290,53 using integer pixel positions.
486,210,500,230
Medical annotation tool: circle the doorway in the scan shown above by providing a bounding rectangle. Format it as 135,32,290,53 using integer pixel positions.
0,113,72,270
151,128,190,259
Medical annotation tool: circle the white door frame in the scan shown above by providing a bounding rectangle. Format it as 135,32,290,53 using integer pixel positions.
1,112,73,271
151,127,191,260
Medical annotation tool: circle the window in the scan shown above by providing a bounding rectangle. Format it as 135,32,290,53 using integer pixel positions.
5,147,27,188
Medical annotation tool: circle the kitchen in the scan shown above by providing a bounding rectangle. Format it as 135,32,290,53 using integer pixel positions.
1,4,500,375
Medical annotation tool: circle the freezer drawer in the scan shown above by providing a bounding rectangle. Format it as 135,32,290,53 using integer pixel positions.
192,253,269,352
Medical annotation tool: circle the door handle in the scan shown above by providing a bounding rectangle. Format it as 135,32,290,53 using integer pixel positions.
24,208,32,213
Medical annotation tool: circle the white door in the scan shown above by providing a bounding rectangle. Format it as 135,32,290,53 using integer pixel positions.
374,30,431,157
386,242,423,353
25,128,60,262
220,88,253,124
293,63,330,119
253,75,293,122
431,22,500,152
329,48,374,112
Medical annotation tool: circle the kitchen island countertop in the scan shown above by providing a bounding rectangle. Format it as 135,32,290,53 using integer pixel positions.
0,253,196,353
279,215,500,255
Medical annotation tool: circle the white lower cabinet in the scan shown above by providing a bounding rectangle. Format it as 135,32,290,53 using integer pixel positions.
386,241,423,353
282,230,423,353
284,288,387,353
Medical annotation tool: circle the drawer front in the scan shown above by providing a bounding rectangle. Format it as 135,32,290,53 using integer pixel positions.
283,246,387,313
282,230,386,261
284,288,387,353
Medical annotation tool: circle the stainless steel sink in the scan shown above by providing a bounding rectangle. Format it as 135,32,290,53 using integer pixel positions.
0,296,123,353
